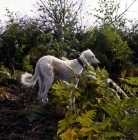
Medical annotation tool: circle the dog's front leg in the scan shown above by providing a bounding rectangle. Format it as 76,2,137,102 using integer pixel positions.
68,92,76,110
38,90,49,103
69,80,79,109
42,94,49,103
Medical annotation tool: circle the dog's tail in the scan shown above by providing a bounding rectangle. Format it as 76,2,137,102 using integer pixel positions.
21,64,39,87
21,72,37,87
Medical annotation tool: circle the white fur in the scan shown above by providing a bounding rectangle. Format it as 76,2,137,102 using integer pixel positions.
21,72,34,86
21,49,99,103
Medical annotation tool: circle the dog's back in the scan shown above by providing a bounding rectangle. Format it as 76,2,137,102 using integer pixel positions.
38,55,80,82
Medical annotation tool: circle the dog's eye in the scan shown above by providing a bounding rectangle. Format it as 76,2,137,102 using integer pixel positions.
92,56,94,58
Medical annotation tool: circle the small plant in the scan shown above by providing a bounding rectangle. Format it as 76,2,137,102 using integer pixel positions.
0,67,11,80
18,104,54,122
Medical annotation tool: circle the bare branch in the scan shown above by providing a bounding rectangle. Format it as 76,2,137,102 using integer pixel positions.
111,0,137,24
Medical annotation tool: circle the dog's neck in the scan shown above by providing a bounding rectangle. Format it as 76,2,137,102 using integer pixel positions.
77,57,84,68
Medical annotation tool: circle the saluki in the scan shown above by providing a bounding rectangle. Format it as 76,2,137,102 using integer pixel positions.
21,49,99,104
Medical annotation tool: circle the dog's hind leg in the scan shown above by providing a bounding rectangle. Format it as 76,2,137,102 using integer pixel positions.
38,77,45,102
42,75,54,102
38,62,54,103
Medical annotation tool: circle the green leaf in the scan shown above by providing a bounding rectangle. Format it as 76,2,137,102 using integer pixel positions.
103,131,123,138
77,110,96,127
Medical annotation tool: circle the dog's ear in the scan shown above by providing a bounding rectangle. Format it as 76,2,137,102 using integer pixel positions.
76,50,81,57
77,53,80,57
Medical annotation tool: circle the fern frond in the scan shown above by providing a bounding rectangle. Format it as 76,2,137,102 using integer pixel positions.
0,67,11,80
59,128,78,140
100,131,123,139
23,55,33,72
77,110,96,127
102,101,123,120
133,133,138,140
81,71,96,80
57,109,77,135
18,105,47,122
120,77,138,95
52,80,80,108
107,78,128,98
120,115,138,133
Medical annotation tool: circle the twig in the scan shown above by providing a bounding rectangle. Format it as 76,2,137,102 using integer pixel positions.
32,125,43,131
111,0,137,24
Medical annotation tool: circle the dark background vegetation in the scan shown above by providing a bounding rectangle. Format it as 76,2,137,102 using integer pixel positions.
0,0,138,139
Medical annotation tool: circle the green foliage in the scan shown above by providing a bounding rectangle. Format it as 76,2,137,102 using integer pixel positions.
81,25,133,74
0,66,22,101
18,105,52,122
34,0,84,58
0,0,85,73
57,109,78,135
52,80,80,109
93,0,120,25
102,97,138,139
0,21,45,70
0,67,11,80
120,77,138,95
23,55,33,72
93,0,128,28
76,110,96,127
82,0,135,78
18,106,44,122
0,65,24,83
51,64,138,140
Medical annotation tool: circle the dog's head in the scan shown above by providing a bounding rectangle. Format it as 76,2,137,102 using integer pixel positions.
80,49,100,65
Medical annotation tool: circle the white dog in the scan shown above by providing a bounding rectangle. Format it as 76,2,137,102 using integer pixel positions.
21,49,99,103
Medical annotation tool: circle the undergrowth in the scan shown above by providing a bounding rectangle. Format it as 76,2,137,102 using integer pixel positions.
14,64,138,140
51,64,138,140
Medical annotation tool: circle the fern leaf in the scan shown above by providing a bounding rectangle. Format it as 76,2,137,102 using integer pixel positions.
102,102,122,120
120,77,138,95
133,133,138,140
98,118,112,130
101,67,109,78
57,119,70,135
80,127,92,133
25,113,41,122
57,109,77,135
59,128,78,140
18,105,47,122
77,110,96,127
102,131,123,138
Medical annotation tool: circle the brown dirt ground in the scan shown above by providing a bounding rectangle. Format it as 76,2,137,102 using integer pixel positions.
0,82,60,140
